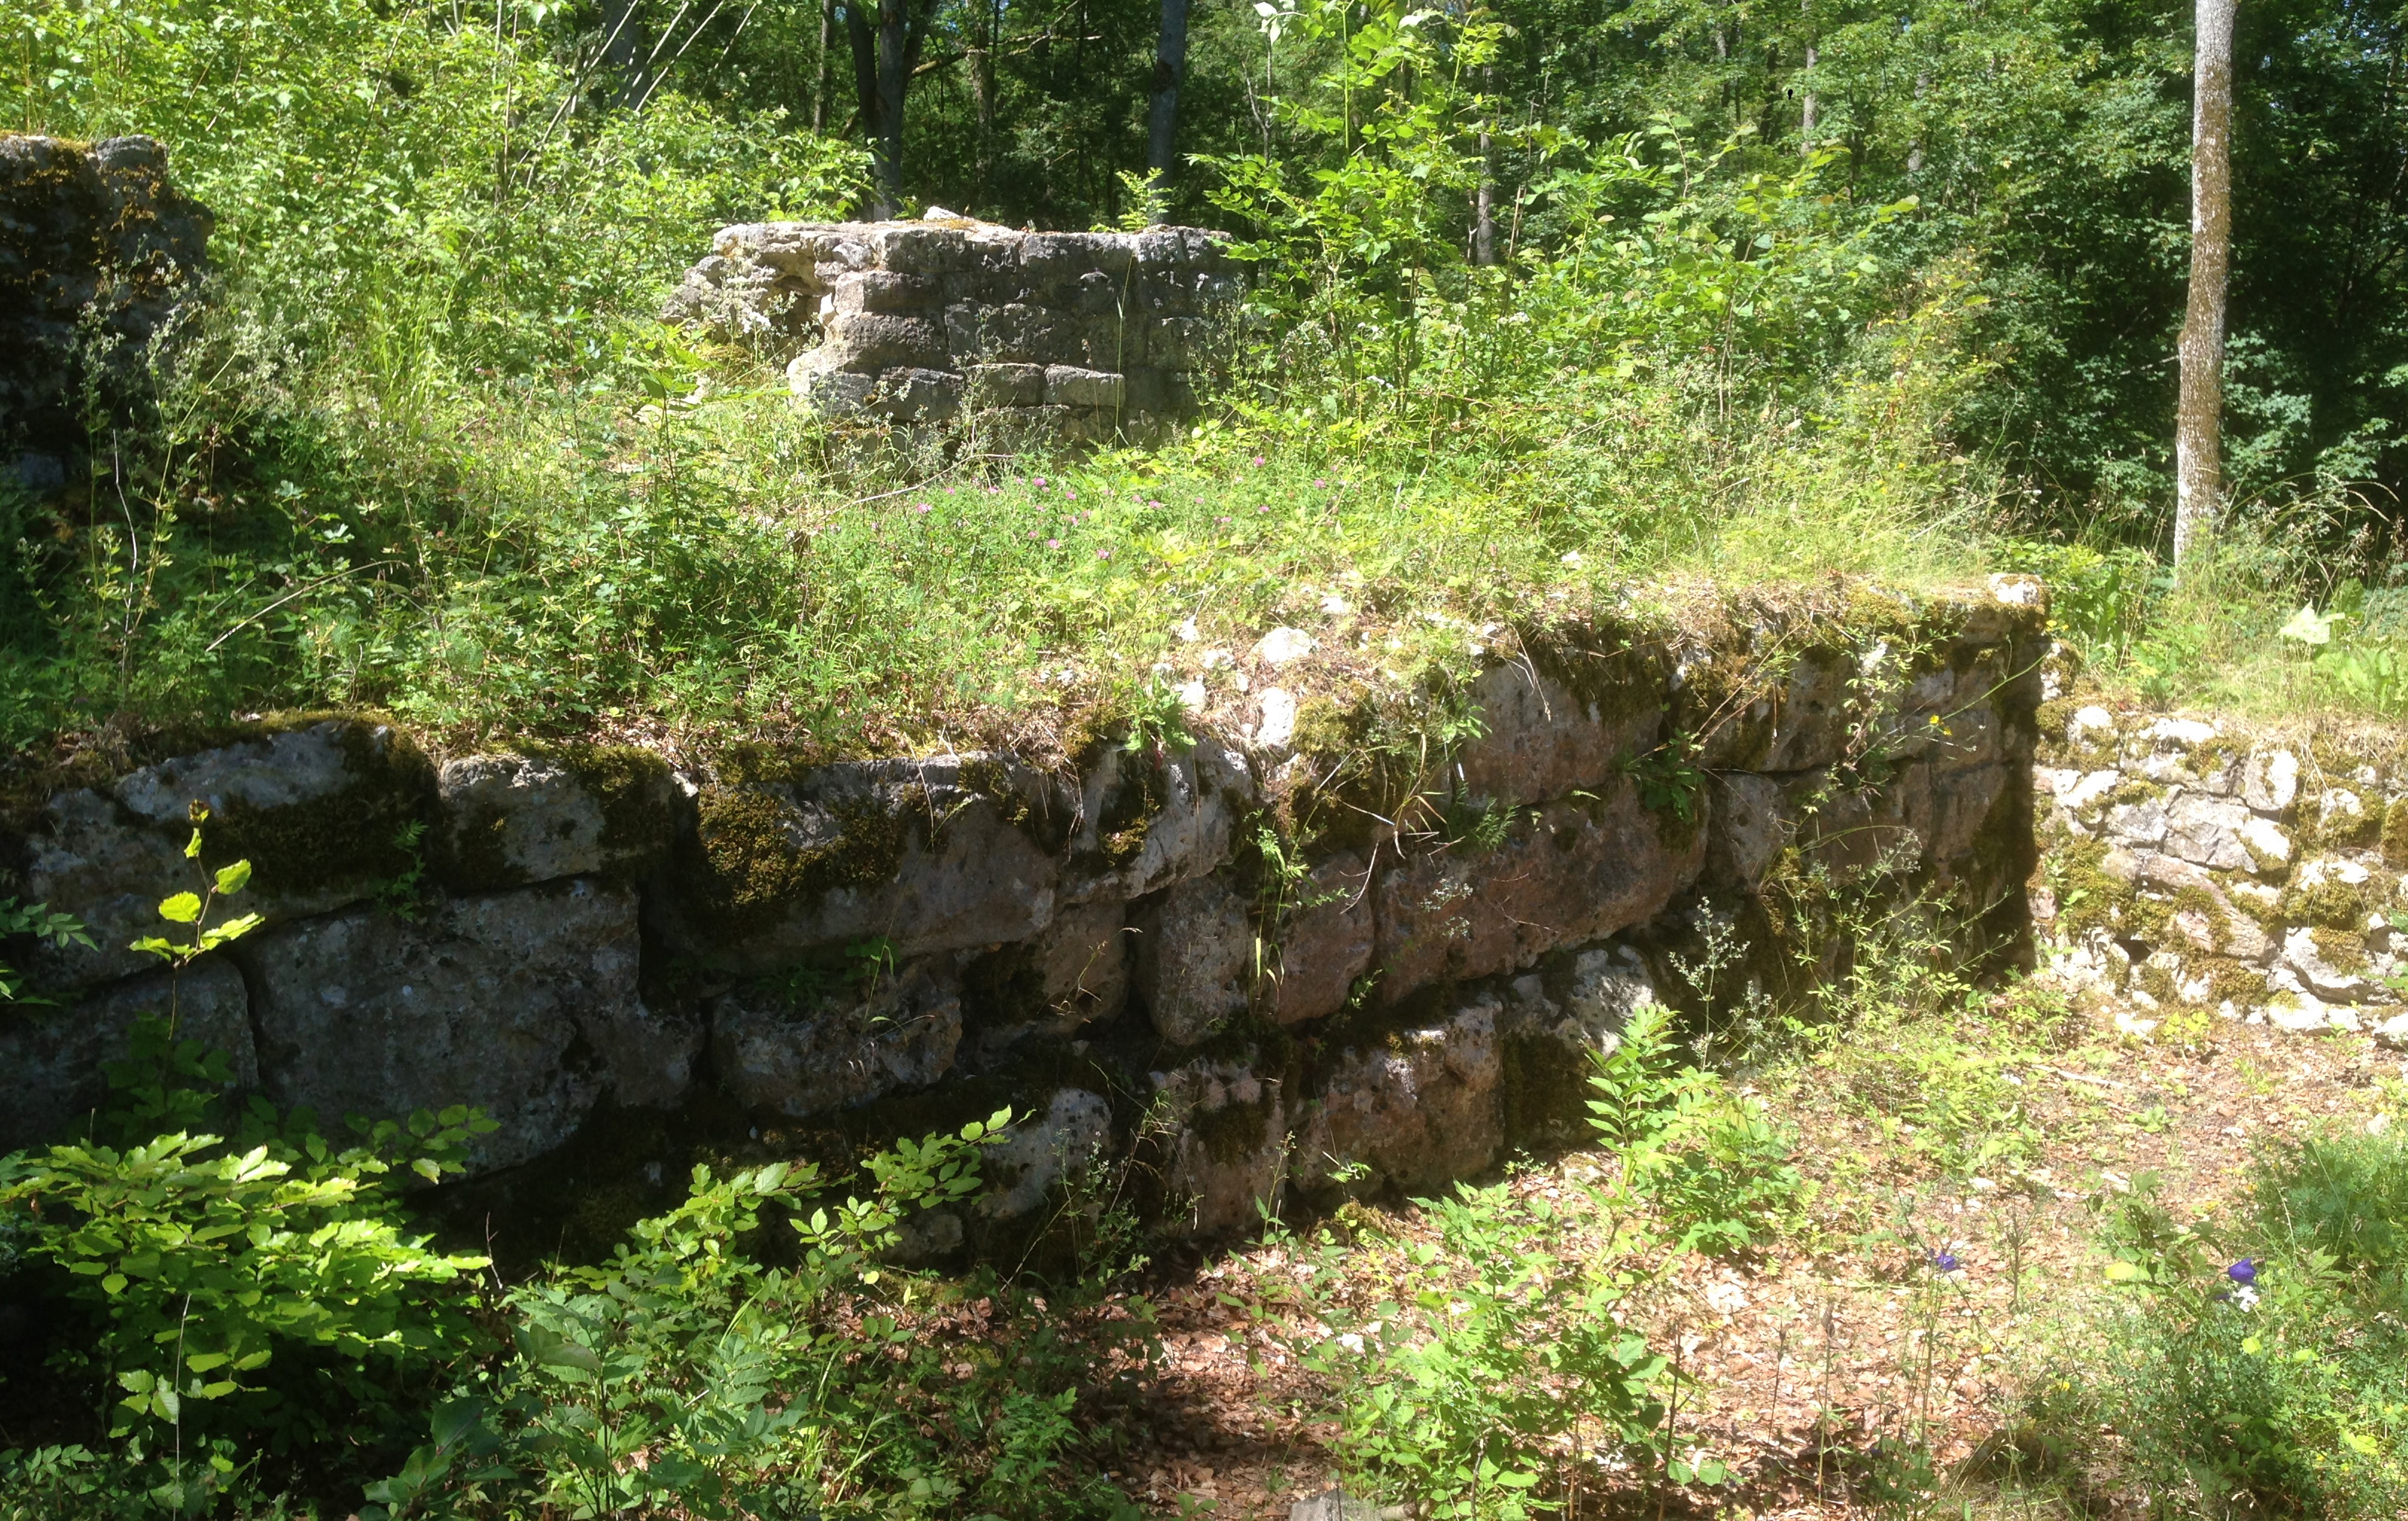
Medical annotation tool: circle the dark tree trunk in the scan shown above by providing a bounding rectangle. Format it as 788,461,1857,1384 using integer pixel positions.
1147,0,1193,206
1473,66,1497,264
842,3,885,211
876,0,910,214
813,0,835,133
2175,0,2237,567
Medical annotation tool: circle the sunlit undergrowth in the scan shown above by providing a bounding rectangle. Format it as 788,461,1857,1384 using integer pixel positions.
0,322,1999,757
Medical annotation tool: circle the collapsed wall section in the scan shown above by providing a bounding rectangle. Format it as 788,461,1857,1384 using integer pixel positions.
1,581,2046,1250
665,217,1238,444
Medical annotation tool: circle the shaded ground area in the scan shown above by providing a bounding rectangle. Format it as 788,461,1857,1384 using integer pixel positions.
1093,977,2407,1518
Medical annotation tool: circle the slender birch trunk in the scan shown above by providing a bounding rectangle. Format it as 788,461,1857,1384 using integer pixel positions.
2174,0,2237,567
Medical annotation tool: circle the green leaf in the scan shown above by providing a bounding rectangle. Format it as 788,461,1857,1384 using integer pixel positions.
157,893,203,924
2102,1260,2146,1282
214,860,253,895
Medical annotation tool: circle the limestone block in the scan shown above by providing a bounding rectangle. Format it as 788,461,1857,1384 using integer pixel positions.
869,223,973,275
1298,998,1501,1195
978,1088,1113,1220
2280,928,2375,1001
815,311,947,372
1375,778,1704,1005
435,750,679,892
1157,1055,1287,1235
2103,794,2170,848
0,957,252,1154
1063,740,1247,905
1032,898,1133,1024
2070,705,2117,744
2164,794,2255,871
1122,366,1170,414
2320,788,2372,841
1454,656,1666,808
830,270,936,313
1689,645,1856,772
2374,1010,2408,1049
1133,873,1253,1046
2055,770,2121,817
1269,850,1375,1025
1045,365,1124,409
663,754,1063,971
2245,749,2299,814
710,958,961,1119
1704,773,1786,890
870,366,963,423
238,879,675,1171
15,719,435,994
787,360,879,413
966,363,1045,407
2237,816,2293,872
975,303,1089,365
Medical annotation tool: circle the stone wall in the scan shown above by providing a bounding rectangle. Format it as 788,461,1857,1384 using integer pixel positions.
1,134,212,486
3,583,2045,1249
666,215,1237,444
2033,698,2408,1048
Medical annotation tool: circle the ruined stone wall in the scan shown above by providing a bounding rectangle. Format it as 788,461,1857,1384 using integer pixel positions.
666,216,1237,444
3,584,2045,1251
2033,700,2408,1048
1,135,212,485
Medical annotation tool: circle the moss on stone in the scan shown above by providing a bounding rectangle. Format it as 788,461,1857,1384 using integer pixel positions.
2280,876,2369,932
202,719,437,900
687,781,917,938
2383,799,2408,870
1187,1092,1278,1167
2310,925,2372,974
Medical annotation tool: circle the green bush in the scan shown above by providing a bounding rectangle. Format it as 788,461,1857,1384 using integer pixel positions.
1587,1001,1803,1254
2054,1130,2408,1518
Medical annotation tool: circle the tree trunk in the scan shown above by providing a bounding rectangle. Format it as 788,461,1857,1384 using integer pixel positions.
969,0,998,199
2174,0,2237,567
1473,66,1497,265
1799,40,1818,152
876,0,910,214
841,4,884,211
602,0,647,106
1147,0,1192,208
812,0,835,133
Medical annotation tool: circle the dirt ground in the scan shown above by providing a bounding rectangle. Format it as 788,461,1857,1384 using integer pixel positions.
1097,982,2408,1520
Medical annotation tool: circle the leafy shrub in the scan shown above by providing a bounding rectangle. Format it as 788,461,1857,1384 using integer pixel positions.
1307,1182,1669,1517
2052,1131,2408,1518
1586,1001,1803,1254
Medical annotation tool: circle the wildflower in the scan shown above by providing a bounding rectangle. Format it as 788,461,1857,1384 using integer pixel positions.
2234,1284,2261,1311
1931,1250,1961,1273
1047,538,1062,549
1215,515,1232,524
1257,505,1270,514
1034,476,1048,488
1066,488,1077,499
1147,498,1161,508
914,503,931,514
2228,1259,2257,1285
1314,477,1328,488
1096,548,1112,560
1252,455,1265,465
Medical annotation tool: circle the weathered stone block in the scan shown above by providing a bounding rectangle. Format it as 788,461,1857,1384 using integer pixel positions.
1133,873,1253,1046
1157,1055,1287,1235
660,753,1063,971
1374,779,1704,1005
436,750,680,892
815,312,947,372
237,879,674,1171
966,363,1045,406
0,957,253,1154
710,959,963,1119
1270,851,1375,1025
1456,657,1666,807
830,270,937,313
15,719,434,994
1045,365,1125,409
1298,999,1501,1195
1064,741,1248,904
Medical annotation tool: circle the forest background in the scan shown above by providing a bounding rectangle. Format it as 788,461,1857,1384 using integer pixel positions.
4,0,2408,762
